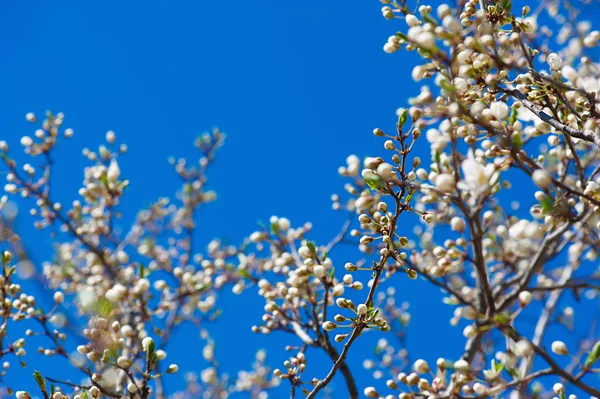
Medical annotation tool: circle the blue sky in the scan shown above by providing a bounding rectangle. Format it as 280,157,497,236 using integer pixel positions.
0,2,453,396
2,1,599,398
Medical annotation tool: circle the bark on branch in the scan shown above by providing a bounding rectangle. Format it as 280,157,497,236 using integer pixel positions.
498,86,600,147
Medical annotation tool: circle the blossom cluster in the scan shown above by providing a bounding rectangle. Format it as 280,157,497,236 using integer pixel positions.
2,0,600,398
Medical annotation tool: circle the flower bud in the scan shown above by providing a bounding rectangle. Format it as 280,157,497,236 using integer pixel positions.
551,340,569,355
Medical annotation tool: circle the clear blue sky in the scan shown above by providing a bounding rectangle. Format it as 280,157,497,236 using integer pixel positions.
1,1,598,398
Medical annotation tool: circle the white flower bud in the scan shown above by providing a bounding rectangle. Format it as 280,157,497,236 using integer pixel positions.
127,383,137,393
364,387,379,398
107,161,120,183
377,162,396,181
53,291,64,304
166,364,179,373
518,291,532,306
463,325,477,338
435,173,456,194
551,340,569,355
313,265,325,278
514,340,533,357
4,184,18,194
553,383,564,394
20,136,33,147
490,101,509,120
473,382,487,395
3,250,12,262
357,304,368,315
106,131,116,144
532,169,552,189
278,217,291,231
450,217,466,232
453,77,469,94
142,337,154,352
413,359,429,373
547,53,563,70
405,14,420,27
117,356,131,368
453,359,470,372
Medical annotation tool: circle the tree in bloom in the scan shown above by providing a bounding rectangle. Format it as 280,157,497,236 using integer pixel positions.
2,0,600,398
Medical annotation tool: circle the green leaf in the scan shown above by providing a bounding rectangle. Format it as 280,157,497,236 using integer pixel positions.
422,14,437,25
33,370,46,393
96,298,113,318
363,171,384,190
306,241,316,253
512,133,523,150
493,359,504,372
506,367,520,378
509,107,519,125
540,197,554,214
100,173,109,188
139,263,145,278
82,391,90,399
238,269,251,279
397,108,409,130
500,0,512,12
439,79,454,93
396,32,408,42
585,341,600,368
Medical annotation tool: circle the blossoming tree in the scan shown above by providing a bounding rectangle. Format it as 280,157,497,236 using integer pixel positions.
2,0,600,398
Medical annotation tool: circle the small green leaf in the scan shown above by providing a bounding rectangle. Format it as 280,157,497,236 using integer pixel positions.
363,170,384,190
509,107,519,125
396,32,408,42
493,359,504,372
82,391,90,399
585,341,600,368
238,269,251,279
506,367,520,378
139,263,145,278
33,370,46,392
306,241,317,255
397,108,409,129
540,197,554,214
96,298,113,318
439,79,454,93
422,14,437,25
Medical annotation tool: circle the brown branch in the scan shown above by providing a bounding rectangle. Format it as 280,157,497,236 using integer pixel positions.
498,86,600,146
